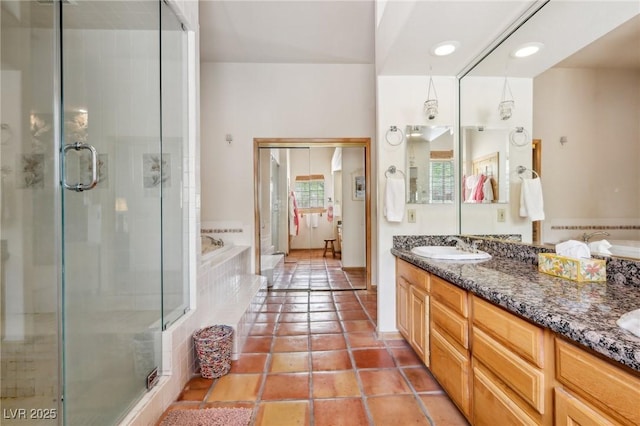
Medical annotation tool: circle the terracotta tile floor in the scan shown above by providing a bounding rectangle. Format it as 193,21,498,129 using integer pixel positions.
270,249,366,291
158,289,469,425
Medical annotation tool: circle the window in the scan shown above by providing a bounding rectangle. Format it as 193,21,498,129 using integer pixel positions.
430,160,454,203
295,175,325,209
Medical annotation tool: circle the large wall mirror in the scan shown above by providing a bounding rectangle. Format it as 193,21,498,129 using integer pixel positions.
405,125,454,204
459,0,640,260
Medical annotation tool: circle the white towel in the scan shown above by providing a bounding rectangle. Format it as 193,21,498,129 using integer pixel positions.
589,239,612,256
305,214,311,228
311,213,319,228
384,176,405,222
519,178,545,221
556,240,591,259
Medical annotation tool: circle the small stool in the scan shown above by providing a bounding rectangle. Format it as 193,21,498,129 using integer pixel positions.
323,239,336,258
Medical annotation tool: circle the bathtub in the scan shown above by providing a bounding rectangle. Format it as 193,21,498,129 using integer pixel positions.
607,240,640,259
201,238,235,264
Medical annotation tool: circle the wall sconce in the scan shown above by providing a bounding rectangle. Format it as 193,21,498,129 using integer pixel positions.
499,77,514,120
423,75,438,120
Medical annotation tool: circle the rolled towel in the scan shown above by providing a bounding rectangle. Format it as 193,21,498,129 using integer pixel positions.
556,239,591,259
589,239,612,256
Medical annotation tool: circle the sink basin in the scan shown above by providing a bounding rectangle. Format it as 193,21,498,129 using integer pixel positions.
411,246,491,261
617,309,640,338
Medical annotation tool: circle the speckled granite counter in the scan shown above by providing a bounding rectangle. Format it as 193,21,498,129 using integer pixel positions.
391,240,640,373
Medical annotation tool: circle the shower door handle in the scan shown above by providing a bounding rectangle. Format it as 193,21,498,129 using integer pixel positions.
63,142,98,192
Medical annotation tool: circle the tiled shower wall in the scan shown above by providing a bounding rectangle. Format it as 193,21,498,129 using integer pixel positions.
121,247,254,425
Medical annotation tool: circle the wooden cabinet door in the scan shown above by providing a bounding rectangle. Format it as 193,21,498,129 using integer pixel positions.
431,328,471,417
410,285,429,365
555,388,617,426
396,277,410,340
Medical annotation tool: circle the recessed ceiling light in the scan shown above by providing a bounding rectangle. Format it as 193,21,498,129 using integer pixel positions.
511,42,544,58
431,41,460,57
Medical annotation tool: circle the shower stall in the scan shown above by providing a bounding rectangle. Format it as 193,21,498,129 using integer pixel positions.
1,1,189,424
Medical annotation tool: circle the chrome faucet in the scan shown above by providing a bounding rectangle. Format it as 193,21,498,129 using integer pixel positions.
447,236,477,253
202,235,224,247
581,231,610,243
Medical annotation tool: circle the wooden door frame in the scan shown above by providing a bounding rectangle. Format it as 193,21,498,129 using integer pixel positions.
254,138,372,290
532,139,542,244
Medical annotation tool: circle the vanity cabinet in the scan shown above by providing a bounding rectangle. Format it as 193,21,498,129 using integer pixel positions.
430,276,471,417
394,258,640,426
471,296,553,425
395,259,430,365
555,338,640,426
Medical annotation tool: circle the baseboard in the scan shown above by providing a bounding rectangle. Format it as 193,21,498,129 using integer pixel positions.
341,266,365,272
378,331,403,340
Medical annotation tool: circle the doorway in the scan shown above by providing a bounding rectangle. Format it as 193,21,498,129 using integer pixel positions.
254,138,371,291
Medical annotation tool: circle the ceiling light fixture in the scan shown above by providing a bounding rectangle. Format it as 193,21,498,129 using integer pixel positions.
511,42,544,58
430,41,460,57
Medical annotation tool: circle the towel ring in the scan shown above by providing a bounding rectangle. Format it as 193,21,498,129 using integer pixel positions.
516,165,539,179
385,165,406,178
385,126,404,146
510,127,530,147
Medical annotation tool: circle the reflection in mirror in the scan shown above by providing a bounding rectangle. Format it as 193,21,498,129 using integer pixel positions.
461,127,509,203
405,125,454,204
459,1,640,258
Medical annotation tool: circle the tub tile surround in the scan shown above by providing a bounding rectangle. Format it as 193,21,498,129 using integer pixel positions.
120,246,263,425
391,235,640,372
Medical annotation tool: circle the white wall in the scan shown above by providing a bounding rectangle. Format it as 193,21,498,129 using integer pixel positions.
340,147,366,267
200,62,376,267
534,67,640,243
376,75,457,333
460,76,533,240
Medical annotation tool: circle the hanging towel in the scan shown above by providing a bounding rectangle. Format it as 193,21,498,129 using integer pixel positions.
519,177,545,221
482,177,494,202
305,213,311,228
384,176,405,222
311,213,319,228
289,191,299,236
472,174,486,202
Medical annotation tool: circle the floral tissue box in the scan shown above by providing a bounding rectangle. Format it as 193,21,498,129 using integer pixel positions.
538,253,606,283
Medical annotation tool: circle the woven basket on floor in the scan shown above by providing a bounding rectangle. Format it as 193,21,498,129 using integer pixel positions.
193,325,233,379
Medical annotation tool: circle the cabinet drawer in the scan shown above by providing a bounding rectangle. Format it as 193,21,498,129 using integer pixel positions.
431,328,471,418
554,388,617,426
397,259,429,291
472,296,544,368
473,328,545,414
473,363,538,426
556,338,640,426
431,275,468,318
432,299,468,349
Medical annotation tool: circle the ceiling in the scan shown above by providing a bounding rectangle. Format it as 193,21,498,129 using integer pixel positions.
198,1,640,77
199,0,538,76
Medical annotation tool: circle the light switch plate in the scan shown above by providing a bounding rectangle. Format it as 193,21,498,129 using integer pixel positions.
497,208,506,222
408,209,416,223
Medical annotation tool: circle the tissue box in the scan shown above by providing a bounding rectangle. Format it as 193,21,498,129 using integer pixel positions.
538,253,606,282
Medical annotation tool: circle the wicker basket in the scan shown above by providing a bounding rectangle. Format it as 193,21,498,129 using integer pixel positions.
193,325,233,379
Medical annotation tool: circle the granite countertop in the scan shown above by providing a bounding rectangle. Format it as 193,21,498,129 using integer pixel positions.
391,247,640,373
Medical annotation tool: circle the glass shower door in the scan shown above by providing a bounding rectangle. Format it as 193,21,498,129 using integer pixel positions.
61,1,162,424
